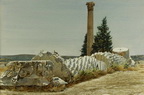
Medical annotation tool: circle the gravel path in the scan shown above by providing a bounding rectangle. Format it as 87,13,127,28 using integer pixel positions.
0,63,144,95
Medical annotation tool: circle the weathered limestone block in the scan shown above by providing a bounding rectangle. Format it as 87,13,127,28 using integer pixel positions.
98,61,107,71
92,52,127,67
64,56,107,76
0,51,131,88
32,51,72,81
49,77,67,92
113,47,129,59
0,61,53,86
0,57,72,86
64,52,128,77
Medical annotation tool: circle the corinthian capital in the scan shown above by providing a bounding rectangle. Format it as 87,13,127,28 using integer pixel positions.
86,2,95,11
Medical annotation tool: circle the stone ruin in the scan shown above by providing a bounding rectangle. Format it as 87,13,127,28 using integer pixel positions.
92,52,127,67
64,52,128,77
0,60,69,86
113,47,129,59
64,56,106,76
0,51,135,91
32,51,72,81
0,51,71,91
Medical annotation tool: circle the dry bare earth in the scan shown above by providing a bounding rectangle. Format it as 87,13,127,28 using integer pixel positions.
1,62,144,95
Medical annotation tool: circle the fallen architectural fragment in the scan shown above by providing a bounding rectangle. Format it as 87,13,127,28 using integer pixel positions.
31,51,72,81
64,56,106,76
0,51,135,91
0,60,69,86
113,47,129,59
112,47,135,66
63,52,128,77
92,52,127,67
0,52,71,91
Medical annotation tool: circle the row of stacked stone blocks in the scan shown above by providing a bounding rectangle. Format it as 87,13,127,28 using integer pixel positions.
64,56,106,76
0,51,128,87
64,52,127,76
91,52,127,67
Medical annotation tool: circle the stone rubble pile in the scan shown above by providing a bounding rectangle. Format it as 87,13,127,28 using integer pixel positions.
113,47,129,59
0,51,134,91
0,60,69,86
64,56,106,76
0,51,72,90
92,52,127,66
32,51,64,63
63,52,128,76
31,51,72,81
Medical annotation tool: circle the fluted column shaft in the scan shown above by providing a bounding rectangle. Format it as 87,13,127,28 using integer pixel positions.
86,2,95,56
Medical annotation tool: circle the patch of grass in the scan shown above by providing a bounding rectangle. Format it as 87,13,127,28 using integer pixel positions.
0,62,139,92
140,71,144,73
111,64,126,71
0,67,8,75
111,63,138,71
69,63,138,87
73,70,95,83
0,85,66,92
124,62,139,71
107,67,115,73
71,69,107,84
139,64,144,68
126,67,138,71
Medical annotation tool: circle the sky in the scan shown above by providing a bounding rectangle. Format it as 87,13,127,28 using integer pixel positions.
0,0,144,56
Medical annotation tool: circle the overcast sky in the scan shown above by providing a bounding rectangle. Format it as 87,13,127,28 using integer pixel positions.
0,0,144,56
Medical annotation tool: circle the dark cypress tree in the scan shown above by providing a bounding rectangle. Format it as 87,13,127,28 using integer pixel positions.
80,33,87,56
91,17,113,54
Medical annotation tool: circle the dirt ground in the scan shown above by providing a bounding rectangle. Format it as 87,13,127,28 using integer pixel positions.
0,62,144,95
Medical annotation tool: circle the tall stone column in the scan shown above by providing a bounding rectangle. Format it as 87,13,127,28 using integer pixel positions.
86,2,95,56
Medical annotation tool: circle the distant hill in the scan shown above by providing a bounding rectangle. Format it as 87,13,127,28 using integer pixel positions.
131,55,144,61
2,54,143,62
0,54,35,62
0,54,78,62
62,56,79,59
